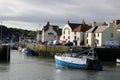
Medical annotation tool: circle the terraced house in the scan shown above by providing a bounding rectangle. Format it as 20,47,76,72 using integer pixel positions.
60,20,92,46
85,22,119,47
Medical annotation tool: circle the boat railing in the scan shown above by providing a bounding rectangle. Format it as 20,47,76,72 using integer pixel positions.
87,48,98,60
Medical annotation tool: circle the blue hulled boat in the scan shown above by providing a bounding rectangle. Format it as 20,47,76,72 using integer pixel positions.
55,48,102,70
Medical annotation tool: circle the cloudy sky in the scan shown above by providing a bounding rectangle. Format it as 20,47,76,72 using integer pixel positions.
0,0,120,30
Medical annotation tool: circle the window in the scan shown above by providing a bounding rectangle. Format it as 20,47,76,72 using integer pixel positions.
98,33,99,37
63,30,65,34
87,39,88,43
111,33,113,38
87,33,88,37
97,40,99,44
68,31,70,34
63,36,65,39
74,36,76,40
48,32,53,35
94,33,96,37
68,36,70,39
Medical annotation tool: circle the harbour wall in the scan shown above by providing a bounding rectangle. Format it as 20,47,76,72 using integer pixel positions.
96,48,120,62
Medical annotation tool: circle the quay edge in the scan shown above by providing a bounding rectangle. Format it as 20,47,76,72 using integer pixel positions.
96,47,120,62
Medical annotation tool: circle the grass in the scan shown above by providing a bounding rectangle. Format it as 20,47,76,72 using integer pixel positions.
28,44,70,57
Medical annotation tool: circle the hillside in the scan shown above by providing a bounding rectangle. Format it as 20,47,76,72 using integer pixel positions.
0,25,36,42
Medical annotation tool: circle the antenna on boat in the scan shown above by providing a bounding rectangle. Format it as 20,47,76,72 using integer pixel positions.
93,38,98,48
93,38,99,59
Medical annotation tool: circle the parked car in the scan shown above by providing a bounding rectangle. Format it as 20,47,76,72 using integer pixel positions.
63,42,73,46
53,40,62,45
47,41,53,45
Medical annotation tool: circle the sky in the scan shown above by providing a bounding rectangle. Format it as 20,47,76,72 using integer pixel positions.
0,0,120,31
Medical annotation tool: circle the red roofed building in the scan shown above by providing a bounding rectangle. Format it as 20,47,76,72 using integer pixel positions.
60,20,92,45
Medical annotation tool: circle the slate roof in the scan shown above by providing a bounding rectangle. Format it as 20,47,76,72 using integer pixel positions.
86,26,97,33
68,23,92,32
68,23,80,31
87,26,109,33
42,22,61,36
95,26,109,33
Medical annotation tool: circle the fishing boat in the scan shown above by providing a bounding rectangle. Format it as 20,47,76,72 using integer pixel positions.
21,47,38,56
55,48,102,70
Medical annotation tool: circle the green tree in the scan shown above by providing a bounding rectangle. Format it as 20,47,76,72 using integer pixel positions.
27,31,37,39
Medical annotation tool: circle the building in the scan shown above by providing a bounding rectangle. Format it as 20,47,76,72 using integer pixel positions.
113,20,120,29
36,30,42,43
113,20,120,42
85,23,119,47
60,20,92,45
37,22,62,43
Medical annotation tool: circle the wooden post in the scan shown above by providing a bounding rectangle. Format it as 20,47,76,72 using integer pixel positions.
0,44,10,62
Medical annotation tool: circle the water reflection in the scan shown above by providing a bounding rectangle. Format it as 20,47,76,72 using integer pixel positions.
0,63,10,72
116,63,120,67
0,50,120,80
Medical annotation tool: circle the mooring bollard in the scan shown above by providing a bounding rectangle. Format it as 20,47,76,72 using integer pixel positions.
0,44,10,62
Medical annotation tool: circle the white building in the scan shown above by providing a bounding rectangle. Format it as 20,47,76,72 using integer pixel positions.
36,30,42,43
37,22,62,43
60,20,92,45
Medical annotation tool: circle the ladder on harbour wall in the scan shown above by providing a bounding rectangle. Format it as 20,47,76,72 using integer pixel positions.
0,44,10,62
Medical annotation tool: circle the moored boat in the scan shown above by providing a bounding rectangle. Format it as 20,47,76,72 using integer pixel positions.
55,48,102,70
116,58,120,63
21,47,38,56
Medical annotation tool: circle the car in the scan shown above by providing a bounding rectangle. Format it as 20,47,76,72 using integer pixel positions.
52,40,62,45
47,41,53,45
63,42,73,46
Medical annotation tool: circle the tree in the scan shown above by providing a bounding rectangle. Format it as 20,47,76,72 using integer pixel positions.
27,31,37,39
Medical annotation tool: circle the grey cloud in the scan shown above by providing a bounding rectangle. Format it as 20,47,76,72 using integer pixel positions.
0,0,120,30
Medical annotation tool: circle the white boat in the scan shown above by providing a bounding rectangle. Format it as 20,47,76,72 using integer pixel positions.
55,48,102,70
116,58,120,63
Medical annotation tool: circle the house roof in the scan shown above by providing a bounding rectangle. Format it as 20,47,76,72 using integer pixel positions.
95,26,109,33
68,23,92,32
86,27,94,33
87,26,109,33
87,26,98,33
42,22,61,36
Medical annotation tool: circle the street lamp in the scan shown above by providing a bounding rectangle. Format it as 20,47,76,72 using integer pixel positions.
0,21,2,43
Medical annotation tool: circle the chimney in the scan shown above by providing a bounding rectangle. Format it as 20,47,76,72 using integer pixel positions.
67,20,70,24
92,21,96,27
47,21,50,26
82,19,85,24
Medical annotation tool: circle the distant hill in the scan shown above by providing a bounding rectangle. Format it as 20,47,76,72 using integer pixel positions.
0,25,36,42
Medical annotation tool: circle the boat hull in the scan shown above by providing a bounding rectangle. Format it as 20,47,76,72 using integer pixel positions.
55,57,87,69
116,58,120,63
55,55,102,70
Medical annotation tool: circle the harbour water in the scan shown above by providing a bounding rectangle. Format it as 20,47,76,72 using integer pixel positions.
0,50,120,80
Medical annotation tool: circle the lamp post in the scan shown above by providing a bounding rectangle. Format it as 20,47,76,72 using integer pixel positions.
0,21,2,43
